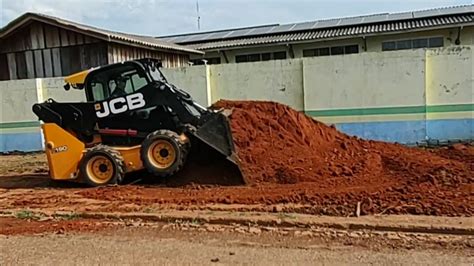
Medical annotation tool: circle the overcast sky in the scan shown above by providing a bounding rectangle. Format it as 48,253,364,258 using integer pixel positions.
1,0,471,37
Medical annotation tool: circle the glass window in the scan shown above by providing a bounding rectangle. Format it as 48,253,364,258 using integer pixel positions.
130,74,147,91
318,47,330,56
261,53,271,61
91,82,106,101
396,40,412,50
248,54,260,62
235,55,248,63
344,45,359,54
412,38,428,48
273,51,287,60
207,57,221,64
429,37,444,47
382,41,396,51
303,49,315,57
331,46,344,55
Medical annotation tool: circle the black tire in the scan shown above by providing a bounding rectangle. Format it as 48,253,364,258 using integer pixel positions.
141,130,188,177
79,144,125,186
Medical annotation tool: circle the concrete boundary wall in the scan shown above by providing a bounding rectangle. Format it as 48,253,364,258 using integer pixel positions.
0,46,472,151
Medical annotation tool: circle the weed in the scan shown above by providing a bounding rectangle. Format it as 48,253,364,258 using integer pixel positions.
15,210,40,220
53,213,80,220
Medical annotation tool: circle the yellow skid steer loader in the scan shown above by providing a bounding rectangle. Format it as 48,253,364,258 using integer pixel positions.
33,59,242,186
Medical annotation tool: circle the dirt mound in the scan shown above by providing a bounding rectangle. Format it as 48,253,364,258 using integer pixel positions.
215,100,471,186
209,100,473,215
215,100,382,184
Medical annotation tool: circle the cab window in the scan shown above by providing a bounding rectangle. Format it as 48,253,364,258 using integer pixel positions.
86,64,150,102
90,82,107,101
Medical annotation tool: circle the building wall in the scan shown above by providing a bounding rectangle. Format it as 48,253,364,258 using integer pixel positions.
107,43,190,68
1,46,472,151
0,21,107,80
161,65,210,106
209,59,304,110
0,79,42,151
0,21,192,81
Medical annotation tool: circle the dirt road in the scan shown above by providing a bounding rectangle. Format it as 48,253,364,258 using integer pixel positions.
1,219,473,265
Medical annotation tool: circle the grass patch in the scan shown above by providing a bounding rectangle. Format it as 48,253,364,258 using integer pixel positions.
15,210,41,220
53,213,81,221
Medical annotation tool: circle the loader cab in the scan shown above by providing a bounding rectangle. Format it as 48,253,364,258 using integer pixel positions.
83,61,154,102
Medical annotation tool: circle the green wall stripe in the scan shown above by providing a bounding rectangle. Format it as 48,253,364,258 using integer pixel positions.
426,104,474,113
305,103,473,117
0,121,40,129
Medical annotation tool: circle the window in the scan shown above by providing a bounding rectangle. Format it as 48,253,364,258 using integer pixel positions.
344,45,359,54
396,40,412,50
86,64,149,101
235,51,287,63
303,45,358,58
319,47,330,56
412,38,428,48
382,37,444,51
248,54,260,62
91,82,106,101
428,37,443,47
261,53,271,61
330,46,344,55
382,41,396,51
273,51,287,60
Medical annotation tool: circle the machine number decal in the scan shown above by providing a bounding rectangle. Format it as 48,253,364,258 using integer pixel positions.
95,92,146,118
53,145,68,153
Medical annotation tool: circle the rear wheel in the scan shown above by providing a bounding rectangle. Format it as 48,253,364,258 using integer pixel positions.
141,130,188,177
80,145,125,186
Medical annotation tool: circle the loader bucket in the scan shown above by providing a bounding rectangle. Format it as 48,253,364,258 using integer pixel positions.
185,112,247,185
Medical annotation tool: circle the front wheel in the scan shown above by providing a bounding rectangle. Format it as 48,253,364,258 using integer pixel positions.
141,130,188,177
79,145,125,186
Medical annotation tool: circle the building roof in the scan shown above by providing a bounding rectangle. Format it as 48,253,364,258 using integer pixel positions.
159,5,473,50
0,12,203,55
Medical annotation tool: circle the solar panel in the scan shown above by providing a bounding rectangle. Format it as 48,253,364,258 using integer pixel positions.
387,12,413,21
360,14,389,23
245,25,276,35
291,21,317,31
226,28,254,38
205,31,235,40
156,5,473,44
312,19,340,29
267,23,297,34
337,17,364,27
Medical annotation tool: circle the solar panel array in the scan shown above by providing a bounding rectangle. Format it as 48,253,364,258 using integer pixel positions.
159,5,473,44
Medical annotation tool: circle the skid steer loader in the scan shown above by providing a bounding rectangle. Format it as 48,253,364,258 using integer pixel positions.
32,58,243,186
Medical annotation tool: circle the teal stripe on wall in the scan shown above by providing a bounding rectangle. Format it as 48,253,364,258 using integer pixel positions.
305,103,473,117
0,121,40,129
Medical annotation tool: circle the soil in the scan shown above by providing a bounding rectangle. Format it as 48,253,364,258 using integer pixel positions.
0,217,111,235
0,100,472,217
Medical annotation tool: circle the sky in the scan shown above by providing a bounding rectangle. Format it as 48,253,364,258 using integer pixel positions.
1,0,472,37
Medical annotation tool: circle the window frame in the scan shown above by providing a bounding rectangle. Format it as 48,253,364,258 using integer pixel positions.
381,36,445,51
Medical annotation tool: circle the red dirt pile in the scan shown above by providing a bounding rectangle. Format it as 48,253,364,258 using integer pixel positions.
215,100,472,187
211,100,472,215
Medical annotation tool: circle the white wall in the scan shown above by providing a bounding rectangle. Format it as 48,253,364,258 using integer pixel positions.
209,59,304,110
161,65,210,106
303,49,427,111
40,77,87,102
426,46,473,105
0,79,38,122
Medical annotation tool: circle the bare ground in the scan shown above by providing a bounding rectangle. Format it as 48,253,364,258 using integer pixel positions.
0,152,473,265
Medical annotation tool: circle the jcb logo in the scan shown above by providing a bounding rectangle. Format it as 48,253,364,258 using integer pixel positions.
95,93,146,118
